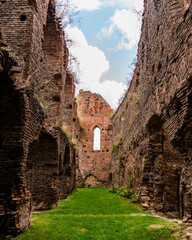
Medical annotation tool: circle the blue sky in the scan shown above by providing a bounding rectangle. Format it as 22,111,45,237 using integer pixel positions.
78,8,138,83
57,0,143,109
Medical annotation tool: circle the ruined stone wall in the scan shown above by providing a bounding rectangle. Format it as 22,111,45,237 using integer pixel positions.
110,64,140,188
0,45,44,236
62,71,76,136
0,0,78,237
111,0,192,220
0,0,50,85
0,0,71,127
77,90,113,187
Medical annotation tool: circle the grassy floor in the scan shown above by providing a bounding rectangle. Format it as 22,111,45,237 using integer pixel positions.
15,188,182,240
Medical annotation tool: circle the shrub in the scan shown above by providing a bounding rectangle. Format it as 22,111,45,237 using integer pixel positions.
116,186,134,199
110,186,139,203
109,186,116,193
130,194,139,203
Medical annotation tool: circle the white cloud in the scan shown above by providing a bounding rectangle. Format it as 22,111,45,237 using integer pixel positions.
101,9,141,50
65,27,126,109
103,0,143,12
72,0,103,11
93,80,127,109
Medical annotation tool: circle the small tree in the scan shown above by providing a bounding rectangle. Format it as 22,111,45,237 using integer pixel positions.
125,57,137,86
56,0,80,84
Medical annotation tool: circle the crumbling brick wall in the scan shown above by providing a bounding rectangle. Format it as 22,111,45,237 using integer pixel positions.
111,0,192,220
62,71,76,136
0,0,78,237
0,45,44,236
77,90,113,187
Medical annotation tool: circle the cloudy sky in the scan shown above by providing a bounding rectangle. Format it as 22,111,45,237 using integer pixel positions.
58,0,144,109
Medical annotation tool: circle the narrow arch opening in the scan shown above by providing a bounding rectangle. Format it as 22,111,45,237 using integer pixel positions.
64,144,70,166
93,127,101,151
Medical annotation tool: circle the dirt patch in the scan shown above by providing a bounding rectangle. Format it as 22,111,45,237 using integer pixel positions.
148,225,165,229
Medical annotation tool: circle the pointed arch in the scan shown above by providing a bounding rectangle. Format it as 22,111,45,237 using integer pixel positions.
93,126,101,151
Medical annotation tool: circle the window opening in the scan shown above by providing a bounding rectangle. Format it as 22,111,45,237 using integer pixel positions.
93,127,101,151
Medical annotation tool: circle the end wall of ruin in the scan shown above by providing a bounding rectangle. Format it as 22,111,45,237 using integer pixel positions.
77,90,113,187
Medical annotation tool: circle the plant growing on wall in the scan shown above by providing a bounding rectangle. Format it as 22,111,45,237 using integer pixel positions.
56,0,80,84
111,140,123,153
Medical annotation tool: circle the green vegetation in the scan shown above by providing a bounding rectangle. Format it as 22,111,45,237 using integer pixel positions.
111,140,123,153
39,97,48,110
15,188,183,240
109,186,139,203
77,112,84,130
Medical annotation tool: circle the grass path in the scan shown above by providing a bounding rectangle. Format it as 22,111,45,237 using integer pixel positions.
15,188,182,240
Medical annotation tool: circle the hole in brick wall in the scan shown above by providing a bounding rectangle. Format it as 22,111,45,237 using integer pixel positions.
108,125,112,130
0,135,2,148
158,62,162,71
157,25,160,32
68,104,72,109
8,146,23,160
136,78,139,87
146,114,164,134
28,0,37,10
109,173,112,181
188,76,192,87
54,73,62,80
175,98,182,110
64,144,70,166
65,166,71,176
73,153,76,163
106,149,109,152
59,154,63,175
73,118,76,122
20,14,27,21
152,64,155,73
27,162,33,169
0,31,2,40
161,46,164,55
45,163,57,167
153,0,161,11
52,95,60,102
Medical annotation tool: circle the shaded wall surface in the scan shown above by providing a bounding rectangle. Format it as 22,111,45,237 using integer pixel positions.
111,0,192,220
77,90,113,187
0,0,77,238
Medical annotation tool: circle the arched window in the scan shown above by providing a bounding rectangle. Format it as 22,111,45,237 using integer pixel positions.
93,127,101,151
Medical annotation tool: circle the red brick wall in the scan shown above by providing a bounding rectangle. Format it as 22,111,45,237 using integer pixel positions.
77,90,113,187
111,0,192,219
0,0,78,237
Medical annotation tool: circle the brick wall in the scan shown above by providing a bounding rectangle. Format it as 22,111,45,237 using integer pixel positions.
0,0,78,237
111,0,192,219
77,90,113,187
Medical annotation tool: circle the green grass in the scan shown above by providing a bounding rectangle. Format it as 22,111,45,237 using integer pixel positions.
14,188,182,240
